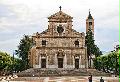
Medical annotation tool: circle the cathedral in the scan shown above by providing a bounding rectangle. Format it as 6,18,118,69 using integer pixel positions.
29,7,94,69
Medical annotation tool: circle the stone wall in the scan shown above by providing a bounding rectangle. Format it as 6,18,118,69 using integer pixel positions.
29,10,88,69
30,47,87,68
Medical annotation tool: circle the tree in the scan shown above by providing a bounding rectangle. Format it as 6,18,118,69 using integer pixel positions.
116,51,119,75
85,29,102,68
93,57,100,71
0,51,26,75
14,58,25,72
0,51,13,74
16,35,33,70
94,51,119,75
0,52,12,72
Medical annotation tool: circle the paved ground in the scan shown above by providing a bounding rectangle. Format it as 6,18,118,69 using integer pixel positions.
0,76,119,82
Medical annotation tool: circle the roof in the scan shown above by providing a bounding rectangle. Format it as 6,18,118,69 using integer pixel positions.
48,10,73,19
88,10,93,19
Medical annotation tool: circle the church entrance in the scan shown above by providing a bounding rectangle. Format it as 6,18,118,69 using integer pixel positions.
58,58,63,68
75,59,79,69
41,59,46,68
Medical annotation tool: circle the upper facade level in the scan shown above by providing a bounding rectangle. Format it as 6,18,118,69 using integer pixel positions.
32,7,86,48
32,7,85,38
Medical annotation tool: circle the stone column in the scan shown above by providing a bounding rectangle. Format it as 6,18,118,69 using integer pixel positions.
64,54,67,68
85,48,88,68
34,49,39,68
46,55,48,68
72,55,75,68
39,55,41,68
79,55,81,68
55,54,58,68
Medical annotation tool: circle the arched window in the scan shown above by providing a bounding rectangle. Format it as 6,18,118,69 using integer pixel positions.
89,22,92,25
42,40,46,46
74,40,79,47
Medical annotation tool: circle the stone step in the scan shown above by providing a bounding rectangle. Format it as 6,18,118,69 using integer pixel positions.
17,68,111,77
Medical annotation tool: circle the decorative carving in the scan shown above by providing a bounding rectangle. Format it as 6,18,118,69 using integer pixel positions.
57,25,64,33
74,40,79,47
42,40,46,46
41,54,46,57
57,50,64,57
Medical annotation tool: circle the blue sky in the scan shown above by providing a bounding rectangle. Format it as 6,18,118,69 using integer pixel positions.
0,0,119,55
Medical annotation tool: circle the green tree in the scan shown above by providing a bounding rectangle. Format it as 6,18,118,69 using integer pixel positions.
118,50,120,64
93,57,102,71
94,51,119,75
117,51,119,74
85,29,102,68
0,51,12,71
16,35,33,70
0,51,25,75
0,51,14,75
14,58,25,72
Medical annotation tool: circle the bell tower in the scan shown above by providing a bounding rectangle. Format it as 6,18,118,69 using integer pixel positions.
86,10,94,34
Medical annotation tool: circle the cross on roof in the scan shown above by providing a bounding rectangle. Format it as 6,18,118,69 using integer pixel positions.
59,6,62,11
89,9,90,14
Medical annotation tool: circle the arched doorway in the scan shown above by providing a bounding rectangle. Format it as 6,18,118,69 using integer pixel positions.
75,59,79,69
57,51,64,68
41,54,46,68
74,55,80,69
58,58,63,68
41,58,46,68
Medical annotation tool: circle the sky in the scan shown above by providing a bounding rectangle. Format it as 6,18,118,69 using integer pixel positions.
0,0,119,55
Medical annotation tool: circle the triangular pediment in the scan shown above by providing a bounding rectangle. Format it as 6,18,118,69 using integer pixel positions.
48,11,73,19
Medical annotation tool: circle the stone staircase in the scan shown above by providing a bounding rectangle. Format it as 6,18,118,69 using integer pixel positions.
17,68,111,77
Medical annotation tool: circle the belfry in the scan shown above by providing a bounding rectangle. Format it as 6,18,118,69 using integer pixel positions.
86,9,94,34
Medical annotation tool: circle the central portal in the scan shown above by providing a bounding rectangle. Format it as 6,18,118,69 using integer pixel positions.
75,59,79,69
41,59,46,68
58,58,63,68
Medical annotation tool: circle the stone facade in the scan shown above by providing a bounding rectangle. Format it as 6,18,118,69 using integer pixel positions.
29,8,93,69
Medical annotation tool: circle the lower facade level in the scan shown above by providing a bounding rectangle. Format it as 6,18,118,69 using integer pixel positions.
33,55,86,68
29,48,88,69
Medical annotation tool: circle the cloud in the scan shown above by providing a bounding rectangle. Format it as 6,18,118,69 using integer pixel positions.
0,0,119,55
95,28,119,51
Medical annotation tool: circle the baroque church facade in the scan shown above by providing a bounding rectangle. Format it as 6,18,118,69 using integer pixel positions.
29,7,94,69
